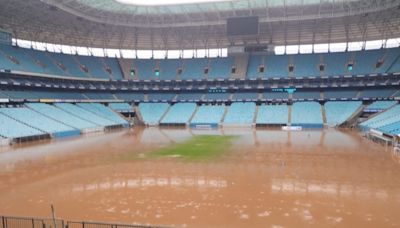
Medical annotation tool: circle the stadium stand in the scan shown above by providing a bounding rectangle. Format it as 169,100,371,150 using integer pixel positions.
138,103,170,125
0,107,80,138
177,93,203,101
256,104,289,125
223,102,256,125
114,93,144,101
109,103,133,112
147,93,176,101
208,57,234,79
160,103,197,125
292,91,321,100
26,103,100,131
1,90,85,100
232,92,259,101
190,104,225,126
0,111,47,139
360,104,400,135
180,58,208,80
262,92,288,100
291,102,323,128
84,92,116,100
158,59,181,80
325,101,362,126
1,44,400,80
203,93,230,101
292,54,320,77
324,90,358,100
365,101,397,111
54,103,116,127
77,103,129,127
359,89,398,99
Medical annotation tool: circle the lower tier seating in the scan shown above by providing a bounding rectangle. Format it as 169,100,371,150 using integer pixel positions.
190,104,225,125
360,104,400,135
0,107,78,137
139,103,170,125
291,102,323,127
160,103,197,124
26,103,100,131
223,102,256,125
325,101,362,126
256,104,288,125
108,103,133,112
0,112,45,138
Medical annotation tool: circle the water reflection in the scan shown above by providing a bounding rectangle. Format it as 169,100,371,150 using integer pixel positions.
72,177,228,192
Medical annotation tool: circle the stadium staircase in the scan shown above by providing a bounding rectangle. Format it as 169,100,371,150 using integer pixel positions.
287,105,292,126
159,105,172,124
221,105,229,124
321,104,327,125
188,105,199,124
253,105,259,125
133,106,145,125
341,104,366,128
231,54,249,79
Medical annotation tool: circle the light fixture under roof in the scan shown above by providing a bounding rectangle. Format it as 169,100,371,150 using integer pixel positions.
115,0,234,6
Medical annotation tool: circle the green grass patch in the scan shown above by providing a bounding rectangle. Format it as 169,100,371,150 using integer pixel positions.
134,135,235,161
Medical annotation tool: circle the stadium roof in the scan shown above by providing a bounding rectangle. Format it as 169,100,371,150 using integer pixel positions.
0,0,399,50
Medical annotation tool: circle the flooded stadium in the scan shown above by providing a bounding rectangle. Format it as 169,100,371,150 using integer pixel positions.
0,127,399,228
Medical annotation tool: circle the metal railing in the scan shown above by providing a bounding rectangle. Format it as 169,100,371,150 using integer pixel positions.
0,216,167,228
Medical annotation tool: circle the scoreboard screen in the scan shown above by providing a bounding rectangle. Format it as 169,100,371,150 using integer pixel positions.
227,16,259,36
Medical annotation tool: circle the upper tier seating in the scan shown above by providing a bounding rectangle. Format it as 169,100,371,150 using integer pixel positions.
256,104,288,125
291,102,323,127
160,103,197,124
0,112,45,138
180,58,208,80
75,55,113,79
0,107,76,135
1,44,400,80
247,48,400,79
262,92,288,100
26,103,98,130
1,90,85,100
177,93,203,101
224,102,256,125
325,101,362,126
0,44,122,80
293,91,321,100
109,103,133,112
233,92,259,101
77,103,128,125
203,93,230,101
84,92,116,100
324,90,358,100
138,103,170,125
191,104,225,124
114,93,144,101
359,89,398,99
147,93,176,101
55,103,116,127
207,57,234,79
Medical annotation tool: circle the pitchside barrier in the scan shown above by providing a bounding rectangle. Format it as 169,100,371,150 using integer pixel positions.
0,216,168,228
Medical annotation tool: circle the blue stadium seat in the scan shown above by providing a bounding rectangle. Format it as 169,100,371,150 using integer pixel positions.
224,102,256,125
160,103,197,124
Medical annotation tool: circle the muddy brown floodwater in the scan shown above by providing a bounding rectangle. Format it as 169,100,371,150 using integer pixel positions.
0,127,400,228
